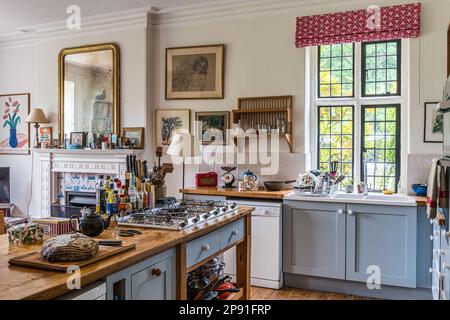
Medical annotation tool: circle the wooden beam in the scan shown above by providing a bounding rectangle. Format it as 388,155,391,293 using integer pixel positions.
235,214,251,300
176,242,187,300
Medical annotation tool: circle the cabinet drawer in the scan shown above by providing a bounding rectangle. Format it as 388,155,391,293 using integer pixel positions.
221,218,244,249
131,257,173,300
187,230,221,268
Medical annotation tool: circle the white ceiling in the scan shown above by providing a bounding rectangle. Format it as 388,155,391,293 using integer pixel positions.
0,0,244,35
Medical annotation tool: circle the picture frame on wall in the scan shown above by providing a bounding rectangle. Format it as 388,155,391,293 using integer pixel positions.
166,44,225,100
195,111,230,145
155,109,190,147
70,132,86,147
424,102,443,143
0,93,30,155
121,127,145,149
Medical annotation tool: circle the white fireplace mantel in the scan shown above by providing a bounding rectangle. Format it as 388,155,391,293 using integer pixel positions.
34,148,143,217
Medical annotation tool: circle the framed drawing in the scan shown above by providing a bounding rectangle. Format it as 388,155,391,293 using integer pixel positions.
156,109,190,146
166,44,225,100
195,111,229,145
0,93,30,154
121,127,144,149
424,102,443,143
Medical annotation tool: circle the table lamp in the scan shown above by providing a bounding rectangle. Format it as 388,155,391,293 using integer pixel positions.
25,108,49,148
167,133,201,196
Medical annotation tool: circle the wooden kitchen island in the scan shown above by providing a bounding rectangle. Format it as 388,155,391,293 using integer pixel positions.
0,206,253,300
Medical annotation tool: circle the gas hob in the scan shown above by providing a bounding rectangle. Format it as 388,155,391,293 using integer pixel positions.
117,200,238,230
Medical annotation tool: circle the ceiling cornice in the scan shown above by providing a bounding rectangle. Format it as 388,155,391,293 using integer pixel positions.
148,0,366,29
0,0,411,47
0,7,150,49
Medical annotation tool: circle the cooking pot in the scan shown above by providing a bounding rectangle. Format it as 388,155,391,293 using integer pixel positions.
264,180,296,191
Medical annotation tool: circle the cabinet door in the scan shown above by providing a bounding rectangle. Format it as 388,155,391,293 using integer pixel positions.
131,257,173,300
283,201,346,280
346,204,417,288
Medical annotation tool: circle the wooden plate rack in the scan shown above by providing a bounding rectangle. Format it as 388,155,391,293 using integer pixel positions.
232,95,293,152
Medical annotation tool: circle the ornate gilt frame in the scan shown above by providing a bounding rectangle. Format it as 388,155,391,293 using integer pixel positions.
58,43,120,144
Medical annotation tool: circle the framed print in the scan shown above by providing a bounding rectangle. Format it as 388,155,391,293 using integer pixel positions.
39,127,52,143
166,44,225,100
121,127,144,149
195,111,229,145
424,102,443,143
156,109,190,146
0,93,30,154
70,132,86,147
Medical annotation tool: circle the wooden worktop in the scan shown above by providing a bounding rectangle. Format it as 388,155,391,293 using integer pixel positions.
0,206,253,300
180,187,292,200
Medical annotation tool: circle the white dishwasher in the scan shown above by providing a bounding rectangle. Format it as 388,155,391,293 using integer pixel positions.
223,199,283,289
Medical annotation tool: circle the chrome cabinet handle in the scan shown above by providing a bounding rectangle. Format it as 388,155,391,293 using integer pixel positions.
202,243,210,251
337,209,344,215
347,210,354,215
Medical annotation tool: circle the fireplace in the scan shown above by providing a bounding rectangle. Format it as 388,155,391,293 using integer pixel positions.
0,168,10,204
51,191,96,218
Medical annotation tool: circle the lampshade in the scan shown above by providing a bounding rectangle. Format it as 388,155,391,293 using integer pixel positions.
167,133,201,158
25,108,49,124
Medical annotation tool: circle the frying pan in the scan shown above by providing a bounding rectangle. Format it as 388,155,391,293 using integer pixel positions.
263,180,296,191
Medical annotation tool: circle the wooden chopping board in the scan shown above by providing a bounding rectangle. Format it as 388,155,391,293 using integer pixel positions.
8,243,136,272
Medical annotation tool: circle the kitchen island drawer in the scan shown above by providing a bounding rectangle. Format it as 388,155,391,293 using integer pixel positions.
220,218,244,249
187,230,221,268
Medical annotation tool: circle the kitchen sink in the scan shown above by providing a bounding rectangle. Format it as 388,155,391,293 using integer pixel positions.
331,193,365,200
363,194,412,202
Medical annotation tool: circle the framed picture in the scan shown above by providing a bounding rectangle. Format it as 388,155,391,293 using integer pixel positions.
155,109,190,146
166,44,225,100
195,111,230,145
424,102,443,143
39,127,52,143
121,127,144,149
70,132,86,147
0,93,30,154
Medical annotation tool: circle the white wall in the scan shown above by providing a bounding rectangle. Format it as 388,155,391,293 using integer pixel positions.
0,27,148,215
151,0,450,196
1,0,449,214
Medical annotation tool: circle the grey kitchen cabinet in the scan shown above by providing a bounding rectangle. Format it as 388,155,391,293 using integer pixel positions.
416,206,432,289
131,257,173,300
283,200,346,280
345,203,417,288
106,248,176,300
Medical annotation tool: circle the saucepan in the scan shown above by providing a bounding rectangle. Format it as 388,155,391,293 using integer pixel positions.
263,180,296,191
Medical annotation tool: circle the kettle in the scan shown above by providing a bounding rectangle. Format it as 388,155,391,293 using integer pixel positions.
70,207,112,237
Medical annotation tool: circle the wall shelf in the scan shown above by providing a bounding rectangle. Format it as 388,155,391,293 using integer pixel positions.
231,95,293,152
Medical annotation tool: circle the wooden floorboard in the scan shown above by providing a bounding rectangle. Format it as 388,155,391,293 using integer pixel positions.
250,286,371,300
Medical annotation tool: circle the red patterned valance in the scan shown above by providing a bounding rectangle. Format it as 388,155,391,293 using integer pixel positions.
295,3,422,48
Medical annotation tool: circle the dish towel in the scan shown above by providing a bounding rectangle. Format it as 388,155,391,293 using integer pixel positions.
427,159,448,219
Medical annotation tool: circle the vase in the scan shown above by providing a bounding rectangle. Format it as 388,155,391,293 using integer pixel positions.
9,128,18,148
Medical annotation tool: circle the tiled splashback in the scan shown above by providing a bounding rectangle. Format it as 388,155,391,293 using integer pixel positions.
407,153,441,194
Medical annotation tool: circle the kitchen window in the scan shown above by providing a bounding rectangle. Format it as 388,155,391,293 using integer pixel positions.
318,106,354,182
361,105,401,192
318,43,354,98
361,40,401,97
313,40,403,192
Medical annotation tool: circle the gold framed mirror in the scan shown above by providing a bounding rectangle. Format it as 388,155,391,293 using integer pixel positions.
58,43,120,145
